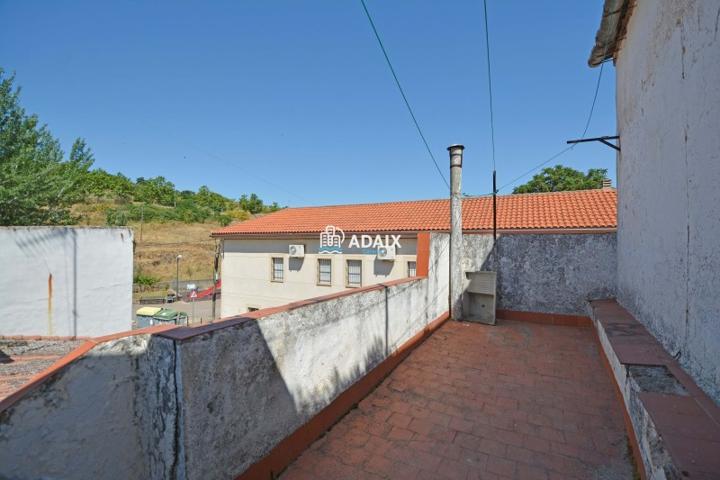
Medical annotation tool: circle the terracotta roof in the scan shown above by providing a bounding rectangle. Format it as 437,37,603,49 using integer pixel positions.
212,189,617,236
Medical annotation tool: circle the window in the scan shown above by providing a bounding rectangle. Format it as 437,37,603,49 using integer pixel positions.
407,261,417,277
271,257,284,282
318,258,332,285
346,259,362,287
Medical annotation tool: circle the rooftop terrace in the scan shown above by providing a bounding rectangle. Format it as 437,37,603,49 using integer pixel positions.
282,319,635,480
1,232,718,479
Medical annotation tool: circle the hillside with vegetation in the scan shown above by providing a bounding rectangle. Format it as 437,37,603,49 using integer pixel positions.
0,68,279,282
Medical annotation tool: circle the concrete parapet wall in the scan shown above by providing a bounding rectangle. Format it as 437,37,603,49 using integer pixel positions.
0,330,177,479
172,232,449,479
464,232,617,315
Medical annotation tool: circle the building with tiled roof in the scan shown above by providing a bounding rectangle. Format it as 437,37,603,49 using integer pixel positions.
215,188,617,317
212,188,617,237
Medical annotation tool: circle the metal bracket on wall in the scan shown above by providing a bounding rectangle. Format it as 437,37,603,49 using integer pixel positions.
566,135,620,151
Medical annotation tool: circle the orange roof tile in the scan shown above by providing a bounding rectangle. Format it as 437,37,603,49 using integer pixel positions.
212,189,617,236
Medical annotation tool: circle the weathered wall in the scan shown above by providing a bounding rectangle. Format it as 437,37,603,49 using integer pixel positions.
0,334,177,480
463,233,617,315
0,234,449,480
177,233,448,479
0,227,133,337
221,236,418,317
615,0,720,403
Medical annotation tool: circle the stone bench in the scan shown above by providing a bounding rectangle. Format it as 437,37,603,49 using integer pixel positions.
589,299,720,479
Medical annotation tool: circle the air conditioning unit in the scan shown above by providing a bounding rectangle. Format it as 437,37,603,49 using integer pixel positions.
377,245,396,261
288,244,305,257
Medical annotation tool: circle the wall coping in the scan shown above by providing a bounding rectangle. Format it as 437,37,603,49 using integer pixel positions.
0,323,176,414
158,276,423,341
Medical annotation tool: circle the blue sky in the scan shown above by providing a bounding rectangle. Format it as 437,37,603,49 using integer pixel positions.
0,0,615,207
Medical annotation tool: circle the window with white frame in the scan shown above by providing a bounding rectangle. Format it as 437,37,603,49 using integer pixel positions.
407,261,417,277
318,258,332,285
346,259,362,287
271,257,284,282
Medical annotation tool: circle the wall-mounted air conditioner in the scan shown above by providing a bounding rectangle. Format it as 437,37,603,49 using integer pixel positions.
377,245,396,261
289,244,305,257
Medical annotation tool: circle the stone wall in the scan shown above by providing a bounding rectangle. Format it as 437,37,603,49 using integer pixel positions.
463,232,617,316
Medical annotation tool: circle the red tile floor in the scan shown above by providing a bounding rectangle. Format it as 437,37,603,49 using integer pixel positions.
282,319,636,479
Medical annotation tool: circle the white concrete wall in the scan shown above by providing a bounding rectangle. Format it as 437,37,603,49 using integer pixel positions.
615,0,720,403
221,236,418,317
0,227,133,337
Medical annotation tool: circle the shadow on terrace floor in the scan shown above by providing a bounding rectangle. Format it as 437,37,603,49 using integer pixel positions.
282,319,636,480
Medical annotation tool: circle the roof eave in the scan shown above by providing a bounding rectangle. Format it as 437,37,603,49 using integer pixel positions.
588,0,634,67
211,227,617,239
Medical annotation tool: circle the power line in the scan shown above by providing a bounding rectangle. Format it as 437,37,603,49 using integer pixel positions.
580,60,605,138
495,145,575,193
359,0,450,190
495,58,609,193
482,0,496,172
185,143,311,203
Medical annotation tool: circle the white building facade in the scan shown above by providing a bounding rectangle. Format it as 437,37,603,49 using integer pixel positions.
219,234,418,317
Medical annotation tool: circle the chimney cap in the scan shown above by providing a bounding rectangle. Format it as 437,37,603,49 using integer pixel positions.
447,144,465,152
601,178,612,188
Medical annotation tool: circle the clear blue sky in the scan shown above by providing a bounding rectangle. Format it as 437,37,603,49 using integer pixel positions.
0,0,615,207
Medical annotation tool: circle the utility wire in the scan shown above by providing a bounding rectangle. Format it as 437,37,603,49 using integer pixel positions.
359,0,450,190
482,0,496,172
495,58,608,193
580,60,605,138
186,143,311,203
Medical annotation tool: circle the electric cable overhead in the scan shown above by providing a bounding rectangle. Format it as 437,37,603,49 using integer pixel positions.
495,59,608,193
186,143,311,203
482,0,496,172
359,0,450,190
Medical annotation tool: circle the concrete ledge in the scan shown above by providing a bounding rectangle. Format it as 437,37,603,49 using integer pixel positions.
496,309,592,327
236,310,450,480
0,323,177,415
590,299,720,479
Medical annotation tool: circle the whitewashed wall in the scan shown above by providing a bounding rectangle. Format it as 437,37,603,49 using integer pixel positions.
615,0,720,403
0,227,133,337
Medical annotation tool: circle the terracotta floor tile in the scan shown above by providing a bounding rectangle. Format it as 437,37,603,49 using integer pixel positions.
281,320,634,479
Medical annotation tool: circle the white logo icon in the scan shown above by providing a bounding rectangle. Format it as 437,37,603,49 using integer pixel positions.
319,225,345,253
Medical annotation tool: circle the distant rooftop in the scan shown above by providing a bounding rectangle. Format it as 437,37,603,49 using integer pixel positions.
0,339,83,401
212,188,617,236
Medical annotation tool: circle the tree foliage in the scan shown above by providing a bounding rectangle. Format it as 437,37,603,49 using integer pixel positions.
0,69,92,225
0,69,283,226
512,165,608,194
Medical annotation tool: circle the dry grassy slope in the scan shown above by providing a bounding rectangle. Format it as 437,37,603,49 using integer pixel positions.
72,202,219,281
131,221,219,281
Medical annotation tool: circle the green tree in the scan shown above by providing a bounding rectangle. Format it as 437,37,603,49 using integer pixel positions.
195,185,232,214
513,165,608,194
134,176,176,206
0,69,92,225
85,169,134,200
